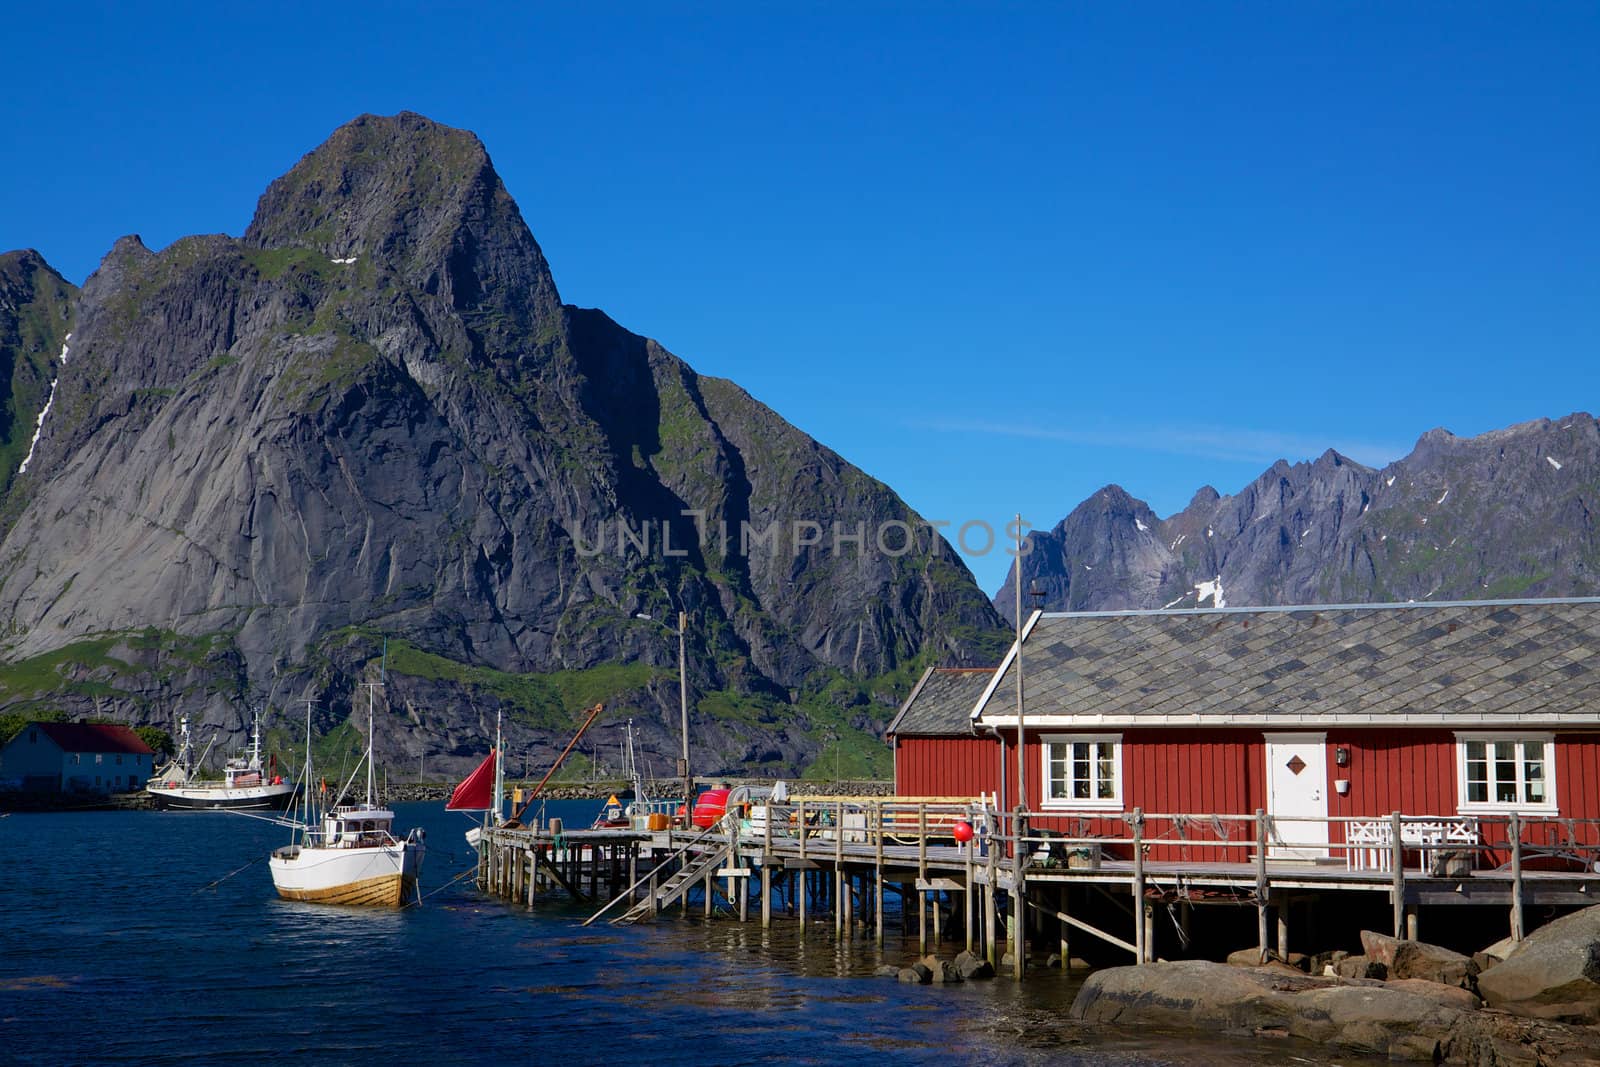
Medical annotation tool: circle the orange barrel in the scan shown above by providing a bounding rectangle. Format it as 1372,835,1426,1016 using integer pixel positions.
647,812,670,831
691,788,730,829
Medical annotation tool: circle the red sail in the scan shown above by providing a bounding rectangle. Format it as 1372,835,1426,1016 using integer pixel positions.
445,750,497,810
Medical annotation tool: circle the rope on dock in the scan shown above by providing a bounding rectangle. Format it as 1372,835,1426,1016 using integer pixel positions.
413,865,482,905
195,855,263,893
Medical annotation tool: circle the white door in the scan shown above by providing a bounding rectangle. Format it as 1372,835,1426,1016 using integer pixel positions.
1264,733,1328,859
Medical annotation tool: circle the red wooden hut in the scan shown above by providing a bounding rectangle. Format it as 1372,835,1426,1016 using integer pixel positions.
886,666,998,797
892,598,1600,867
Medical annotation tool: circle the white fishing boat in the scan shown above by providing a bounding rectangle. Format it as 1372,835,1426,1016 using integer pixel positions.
269,687,424,907
147,713,298,811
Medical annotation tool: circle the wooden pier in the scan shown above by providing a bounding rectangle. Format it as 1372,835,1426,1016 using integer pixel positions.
474,799,1600,976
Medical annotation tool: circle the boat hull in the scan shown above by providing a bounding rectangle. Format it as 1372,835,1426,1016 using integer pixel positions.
147,782,299,811
272,871,416,907
269,841,422,908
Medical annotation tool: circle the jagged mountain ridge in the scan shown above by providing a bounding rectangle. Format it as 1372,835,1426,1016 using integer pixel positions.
0,112,1004,778
996,416,1600,613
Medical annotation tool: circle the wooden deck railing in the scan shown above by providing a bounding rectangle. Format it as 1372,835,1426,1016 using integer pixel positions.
719,799,1600,873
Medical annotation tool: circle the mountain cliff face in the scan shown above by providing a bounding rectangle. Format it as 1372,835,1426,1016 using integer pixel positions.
0,251,75,492
997,416,1600,613
0,112,1004,778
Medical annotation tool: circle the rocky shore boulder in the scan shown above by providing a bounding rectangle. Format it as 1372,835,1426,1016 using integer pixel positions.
1285,984,1471,1061
1335,955,1388,980
1070,960,1600,1064
955,950,995,980
1384,978,1481,1012
898,962,932,984
1360,931,1478,989
1477,906,1600,1022
1070,960,1308,1033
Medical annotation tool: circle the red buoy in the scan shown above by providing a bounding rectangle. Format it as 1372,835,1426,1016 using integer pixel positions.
952,819,974,843
691,788,731,829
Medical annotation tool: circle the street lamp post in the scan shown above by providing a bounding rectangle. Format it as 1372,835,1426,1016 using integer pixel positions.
677,610,691,822
638,609,694,825
1014,513,1026,816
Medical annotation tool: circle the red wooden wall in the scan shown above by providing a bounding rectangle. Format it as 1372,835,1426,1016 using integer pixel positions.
895,735,998,798
1322,729,1457,822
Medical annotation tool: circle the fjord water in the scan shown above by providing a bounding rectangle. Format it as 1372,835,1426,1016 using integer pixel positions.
3,802,1354,1066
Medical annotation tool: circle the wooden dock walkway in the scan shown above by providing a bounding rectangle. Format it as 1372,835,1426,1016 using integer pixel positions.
474,799,1600,978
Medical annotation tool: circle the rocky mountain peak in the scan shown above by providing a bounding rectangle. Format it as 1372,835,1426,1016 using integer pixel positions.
1089,484,1141,511
993,482,1169,614
1313,448,1352,469
1408,425,1461,462
0,113,1005,780
245,111,561,330
0,249,54,279
79,235,154,299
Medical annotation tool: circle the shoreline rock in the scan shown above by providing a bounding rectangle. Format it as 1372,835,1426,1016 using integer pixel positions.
1478,907,1600,1023
1069,959,1600,1064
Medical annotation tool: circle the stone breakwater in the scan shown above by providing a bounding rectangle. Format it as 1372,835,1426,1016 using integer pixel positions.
1065,909,1600,1065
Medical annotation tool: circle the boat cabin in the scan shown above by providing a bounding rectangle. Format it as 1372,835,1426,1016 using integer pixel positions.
223,758,268,789
322,805,398,847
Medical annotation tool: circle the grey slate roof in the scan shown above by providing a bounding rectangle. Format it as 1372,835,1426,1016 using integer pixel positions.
887,666,997,737
976,598,1600,725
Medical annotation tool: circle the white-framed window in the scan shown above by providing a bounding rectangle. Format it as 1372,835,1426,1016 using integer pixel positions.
1455,733,1558,814
1041,734,1123,810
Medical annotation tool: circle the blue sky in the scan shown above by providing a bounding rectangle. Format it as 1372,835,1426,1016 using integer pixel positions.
4,3,1596,592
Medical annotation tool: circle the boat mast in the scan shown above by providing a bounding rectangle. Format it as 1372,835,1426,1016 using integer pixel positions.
251,711,263,771
365,681,377,808
303,698,315,845
362,639,388,810
492,705,504,827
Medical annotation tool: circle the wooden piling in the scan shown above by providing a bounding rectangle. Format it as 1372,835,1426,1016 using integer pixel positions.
1133,808,1147,965
874,802,885,947
1510,812,1525,942
1254,809,1269,963
1275,891,1289,960
1012,806,1025,979
1059,884,1069,966
964,835,976,955
985,826,1000,966
1391,811,1406,939
835,800,846,938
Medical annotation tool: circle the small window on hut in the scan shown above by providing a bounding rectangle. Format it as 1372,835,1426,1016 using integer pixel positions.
1041,735,1122,810
1455,734,1557,814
